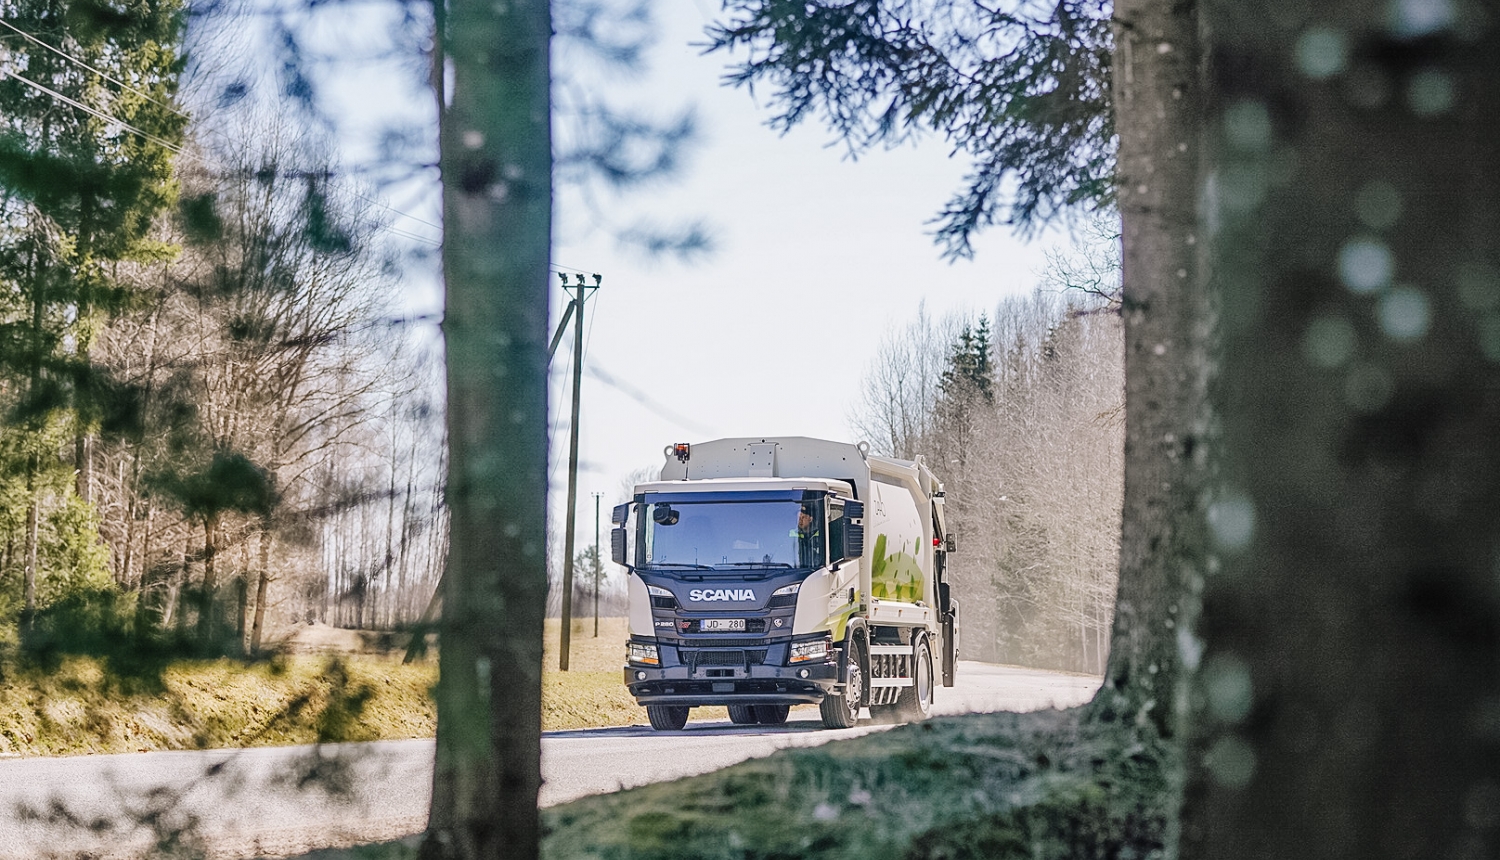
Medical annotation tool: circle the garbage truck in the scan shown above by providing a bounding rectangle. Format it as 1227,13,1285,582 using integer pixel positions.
612,437,958,731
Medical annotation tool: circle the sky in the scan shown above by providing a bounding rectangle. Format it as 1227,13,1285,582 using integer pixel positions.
545,4,1067,544
255,1,1076,566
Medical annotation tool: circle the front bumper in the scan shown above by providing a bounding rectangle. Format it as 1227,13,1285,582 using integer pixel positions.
624,659,839,706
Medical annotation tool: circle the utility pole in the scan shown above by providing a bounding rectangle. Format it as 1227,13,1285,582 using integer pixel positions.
592,491,602,637
553,272,599,671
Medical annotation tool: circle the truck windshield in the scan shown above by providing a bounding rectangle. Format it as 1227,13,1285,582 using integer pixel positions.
641,499,824,570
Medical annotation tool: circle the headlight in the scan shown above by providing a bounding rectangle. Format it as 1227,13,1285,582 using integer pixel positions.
771,583,801,597
646,585,673,597
628,642,660,665
789,637,830,663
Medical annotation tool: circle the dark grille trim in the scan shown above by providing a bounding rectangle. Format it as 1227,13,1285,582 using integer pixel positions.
768,594,797,609
686,649,769,669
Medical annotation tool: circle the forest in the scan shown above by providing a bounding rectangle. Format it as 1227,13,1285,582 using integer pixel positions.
856,271,1124,674
0,0,1125,671
0,0,448,656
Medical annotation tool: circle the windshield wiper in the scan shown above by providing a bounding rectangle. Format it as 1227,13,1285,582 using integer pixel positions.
717,561,792,569
645,562,715,570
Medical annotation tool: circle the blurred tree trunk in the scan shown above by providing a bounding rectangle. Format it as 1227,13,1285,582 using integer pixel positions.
422,0,551,856
1091,0,1210,741
250,525,273,653
199,513,220,644
1183,3,1500,858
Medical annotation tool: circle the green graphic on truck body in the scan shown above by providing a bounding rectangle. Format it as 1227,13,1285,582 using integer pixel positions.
870,533,924,602
820,600,860,641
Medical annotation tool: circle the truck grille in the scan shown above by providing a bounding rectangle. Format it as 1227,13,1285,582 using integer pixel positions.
767,594,797,609
687,649,767,669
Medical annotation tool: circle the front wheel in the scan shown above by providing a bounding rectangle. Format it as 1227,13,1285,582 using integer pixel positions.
820,637,865,729
894,636,934,723
646,705,690,731
727,705,757,725
753,704,790,725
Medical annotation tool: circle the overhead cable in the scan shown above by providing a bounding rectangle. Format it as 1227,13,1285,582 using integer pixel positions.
0,17,191,121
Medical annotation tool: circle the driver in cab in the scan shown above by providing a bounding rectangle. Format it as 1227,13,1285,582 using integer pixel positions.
792,504,822,568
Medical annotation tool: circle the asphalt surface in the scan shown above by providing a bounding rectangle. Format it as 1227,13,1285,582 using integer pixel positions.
0,661,1100,858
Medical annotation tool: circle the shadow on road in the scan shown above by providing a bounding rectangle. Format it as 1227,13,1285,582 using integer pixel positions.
545,716,883,740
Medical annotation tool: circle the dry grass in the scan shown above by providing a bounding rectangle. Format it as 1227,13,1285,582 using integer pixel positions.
0,653,437,757
542,616,640,730
542,616,736,729
0,617,682,756
0,616,827,755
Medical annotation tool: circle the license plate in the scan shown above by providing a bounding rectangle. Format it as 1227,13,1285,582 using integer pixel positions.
702,618,746,632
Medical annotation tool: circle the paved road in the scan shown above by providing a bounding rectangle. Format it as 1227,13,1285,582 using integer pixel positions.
0,662,1099,859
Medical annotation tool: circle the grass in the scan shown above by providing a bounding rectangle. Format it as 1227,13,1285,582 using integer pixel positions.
308,707,1172,860
542,617,642,730
0,616,658,757
540,706,1171,860
4,616,1171,860
0,651,437,756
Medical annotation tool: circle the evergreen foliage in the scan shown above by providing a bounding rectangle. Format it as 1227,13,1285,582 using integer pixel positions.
0,0,189,621
939,314,995,406
708,0,1114,257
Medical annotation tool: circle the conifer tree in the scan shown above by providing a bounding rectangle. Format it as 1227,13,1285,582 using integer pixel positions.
0,0,188,617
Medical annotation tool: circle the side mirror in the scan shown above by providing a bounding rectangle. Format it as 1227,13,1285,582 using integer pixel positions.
611,527,628,566
845,523,864,559
611,503,629,525
945,533,957,553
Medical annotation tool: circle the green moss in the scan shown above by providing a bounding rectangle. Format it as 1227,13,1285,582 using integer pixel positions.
540,709,1172,860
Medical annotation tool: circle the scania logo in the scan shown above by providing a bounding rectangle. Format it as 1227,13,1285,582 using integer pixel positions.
688,588,755,602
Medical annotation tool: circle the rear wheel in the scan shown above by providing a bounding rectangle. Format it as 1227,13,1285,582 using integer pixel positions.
820,637,865,729
727,705,757,725
753,704,790,725
646,705,690,731
894,636,934,723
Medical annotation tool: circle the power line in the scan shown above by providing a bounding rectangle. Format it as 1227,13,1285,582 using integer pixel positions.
1,66,187,154
0,22,604,258
1,57,444,249
0,17,191,121
0,18,441,244
550,261,600,276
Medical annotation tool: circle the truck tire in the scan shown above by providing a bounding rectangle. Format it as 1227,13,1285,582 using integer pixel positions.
894,636,934,723
820,637,865,729
753,705,790,725
727,705,757,725
646,705,690,731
